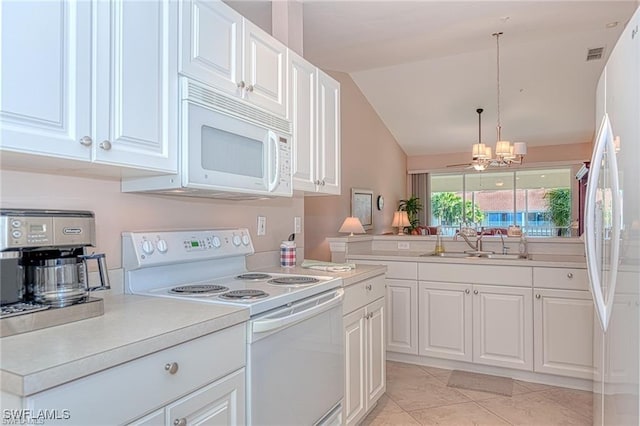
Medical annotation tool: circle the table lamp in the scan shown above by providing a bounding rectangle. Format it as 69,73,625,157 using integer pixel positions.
338,217,366,236
391,211,410,235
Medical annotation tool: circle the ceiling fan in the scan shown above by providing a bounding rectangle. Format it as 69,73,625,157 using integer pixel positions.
447,108,485,170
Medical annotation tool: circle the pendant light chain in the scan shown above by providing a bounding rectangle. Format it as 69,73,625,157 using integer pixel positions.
494,31,503,142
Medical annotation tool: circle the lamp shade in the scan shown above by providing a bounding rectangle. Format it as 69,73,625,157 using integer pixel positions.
338,217,366,236
391,211,410,235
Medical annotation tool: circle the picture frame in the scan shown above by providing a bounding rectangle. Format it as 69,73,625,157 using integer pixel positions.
351,188,373,230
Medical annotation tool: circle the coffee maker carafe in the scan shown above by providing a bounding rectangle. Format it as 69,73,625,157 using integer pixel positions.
1,209,110,310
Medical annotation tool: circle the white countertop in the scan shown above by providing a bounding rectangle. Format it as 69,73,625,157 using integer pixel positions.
348,251,587,268
260,263,387,286
0,293,248,397
0,264,384,397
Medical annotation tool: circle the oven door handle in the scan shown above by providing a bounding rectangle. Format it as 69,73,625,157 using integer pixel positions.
252,289,344,334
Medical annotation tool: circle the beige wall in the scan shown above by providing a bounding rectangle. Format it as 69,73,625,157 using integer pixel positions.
0,169,303,269
304,71,408,261
407,142,592,172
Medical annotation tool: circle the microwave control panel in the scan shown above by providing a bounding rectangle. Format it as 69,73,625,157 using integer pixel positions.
278,136,292,194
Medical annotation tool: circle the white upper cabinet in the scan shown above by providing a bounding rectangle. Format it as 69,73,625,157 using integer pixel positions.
316,70,341,195
288,51,317,191
93,0,178,172
0,0,178,174
0,0,92,160
289,52,341,195
180,0,287,117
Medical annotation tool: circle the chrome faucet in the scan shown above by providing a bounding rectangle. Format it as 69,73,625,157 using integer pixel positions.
454,232,483,252
495,229,508,254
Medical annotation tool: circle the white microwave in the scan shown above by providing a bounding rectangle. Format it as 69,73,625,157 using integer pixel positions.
122,79,292,199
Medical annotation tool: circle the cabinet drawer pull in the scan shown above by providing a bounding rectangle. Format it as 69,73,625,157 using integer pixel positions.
79,136,93,146
536,294,541,299
365,284,372,291
567,272,573,279
173,418,187,426
99,140,112,151
164,362,179,374
473,290,478,295
465,289,470,294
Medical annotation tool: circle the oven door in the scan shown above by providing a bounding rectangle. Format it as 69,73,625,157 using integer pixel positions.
184,100,280,195
246,289,344,425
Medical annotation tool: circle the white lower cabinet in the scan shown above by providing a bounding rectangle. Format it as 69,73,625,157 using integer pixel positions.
18,325,245,426
343,275,386,426
533,289,594,379
473,285,533,371
418,282,472,362
131,368,245,426
418,282,532,370
387,279,418,354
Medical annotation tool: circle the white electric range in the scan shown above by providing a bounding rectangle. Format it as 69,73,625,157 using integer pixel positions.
122,229,344,426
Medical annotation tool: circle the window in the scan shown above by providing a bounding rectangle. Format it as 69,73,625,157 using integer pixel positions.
422,168,573,236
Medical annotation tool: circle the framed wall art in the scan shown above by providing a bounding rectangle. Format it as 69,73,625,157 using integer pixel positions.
351,188,373,230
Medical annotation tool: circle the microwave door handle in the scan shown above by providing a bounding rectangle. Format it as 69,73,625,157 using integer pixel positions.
267,131,279,192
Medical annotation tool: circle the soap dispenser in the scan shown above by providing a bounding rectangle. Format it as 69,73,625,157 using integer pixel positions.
434,227,445,255
518,233,528,257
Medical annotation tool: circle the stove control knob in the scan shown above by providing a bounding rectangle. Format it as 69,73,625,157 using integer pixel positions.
156,239,168,254
11,220,22,228
212,236,221,248
232,235,241,246
141,240,155,255
242,235,250,246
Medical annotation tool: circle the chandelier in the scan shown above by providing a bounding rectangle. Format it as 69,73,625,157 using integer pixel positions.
471,32,527,171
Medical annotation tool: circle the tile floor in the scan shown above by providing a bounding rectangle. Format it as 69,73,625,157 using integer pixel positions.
361,361,593,425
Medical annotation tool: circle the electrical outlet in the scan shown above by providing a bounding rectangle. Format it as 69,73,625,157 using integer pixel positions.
398,242,410,250
294,216,302,234
257,216,266,236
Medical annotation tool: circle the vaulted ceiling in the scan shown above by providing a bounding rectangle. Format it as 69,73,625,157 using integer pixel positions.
229,1,639,157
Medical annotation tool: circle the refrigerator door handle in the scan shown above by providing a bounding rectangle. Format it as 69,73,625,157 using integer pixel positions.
585,113,621,332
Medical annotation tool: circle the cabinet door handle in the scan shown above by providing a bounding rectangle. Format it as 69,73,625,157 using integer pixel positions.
164,362,179,375
567,272,573,279
237,81,245,89
366,284,372,291
536,294,541,299
173,418,187,426
473,290,478,295
79,136,93,146
246,84,254,93
465,289,470,294
99,140,112,151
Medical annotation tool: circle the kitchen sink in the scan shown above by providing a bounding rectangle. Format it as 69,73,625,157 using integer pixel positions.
478,253,527,260
422,252,474,258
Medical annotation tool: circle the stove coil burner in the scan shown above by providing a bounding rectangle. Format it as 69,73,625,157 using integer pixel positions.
235,273,272,281
268,276,320,286
170,284,229,295
220,289,269,300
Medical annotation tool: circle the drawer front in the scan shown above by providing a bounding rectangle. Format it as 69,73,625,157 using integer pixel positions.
419,263,532,287
27,324,246,425
343,274,386,315
533,267,588,290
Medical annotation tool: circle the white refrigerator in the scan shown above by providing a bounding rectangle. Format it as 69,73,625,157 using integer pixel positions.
587,6,640,426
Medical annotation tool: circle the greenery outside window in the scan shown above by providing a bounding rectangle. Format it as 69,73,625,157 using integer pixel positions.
425,168,573,236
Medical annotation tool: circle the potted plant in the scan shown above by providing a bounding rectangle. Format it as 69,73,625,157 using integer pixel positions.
544,188,571,236
398,196,423,233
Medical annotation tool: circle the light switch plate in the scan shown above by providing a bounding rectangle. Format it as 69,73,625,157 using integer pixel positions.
294,217,302,234
257,216,266,236
398,242,410,250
